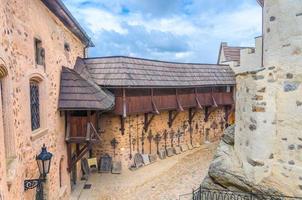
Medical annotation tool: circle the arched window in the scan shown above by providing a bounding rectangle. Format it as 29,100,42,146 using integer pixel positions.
29,77,43,131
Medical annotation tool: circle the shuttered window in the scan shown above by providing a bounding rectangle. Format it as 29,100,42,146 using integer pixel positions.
30,81,40,131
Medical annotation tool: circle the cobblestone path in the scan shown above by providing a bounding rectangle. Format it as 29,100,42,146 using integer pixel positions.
71,142,218,200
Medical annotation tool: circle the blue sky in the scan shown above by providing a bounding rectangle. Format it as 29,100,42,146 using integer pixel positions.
62,0,262,63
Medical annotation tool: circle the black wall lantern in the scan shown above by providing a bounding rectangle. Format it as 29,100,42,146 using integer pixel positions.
24,144,53,200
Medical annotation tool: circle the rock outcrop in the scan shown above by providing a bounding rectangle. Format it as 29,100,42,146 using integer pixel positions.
201,125,285,195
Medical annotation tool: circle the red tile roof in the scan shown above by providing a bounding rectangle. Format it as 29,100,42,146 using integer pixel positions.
222,46,243,63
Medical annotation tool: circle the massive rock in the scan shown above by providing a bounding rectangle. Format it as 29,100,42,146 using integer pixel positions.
201,125,285,196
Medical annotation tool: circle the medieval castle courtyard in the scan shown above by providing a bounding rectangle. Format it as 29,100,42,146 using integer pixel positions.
71,143,217,200
1,0,302,199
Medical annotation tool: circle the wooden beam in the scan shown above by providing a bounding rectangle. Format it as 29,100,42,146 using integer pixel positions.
122,88,127,118
224,105,233,122
144,113,155,132
176,89,184,112
65,123,70,141
168,110,179,128
67,143,72,172
69,143,91,172
120,115,125,135
211,94,218,107
151,89,160,114
195,88,202,109
86,123,91,141
204,106,217,122
188,108,197,126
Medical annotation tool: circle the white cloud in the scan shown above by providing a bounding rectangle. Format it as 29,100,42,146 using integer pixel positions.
63,0,262,63
77,8,128,34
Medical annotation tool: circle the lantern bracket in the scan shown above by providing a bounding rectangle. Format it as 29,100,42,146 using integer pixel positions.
24,178,43,191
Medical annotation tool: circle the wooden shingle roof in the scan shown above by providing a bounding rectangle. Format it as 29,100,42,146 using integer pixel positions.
78,56,235,88
58,67,114,110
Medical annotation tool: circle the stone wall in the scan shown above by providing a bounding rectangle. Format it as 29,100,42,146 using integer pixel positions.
239,36,263,72
0,0,85,199
233,0,302,195
93,108,227,169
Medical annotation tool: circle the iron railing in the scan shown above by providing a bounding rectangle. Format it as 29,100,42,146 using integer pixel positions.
190,186,302,200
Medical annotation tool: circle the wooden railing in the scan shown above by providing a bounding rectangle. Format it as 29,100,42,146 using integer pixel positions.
66,122,100,143
66,122,101,172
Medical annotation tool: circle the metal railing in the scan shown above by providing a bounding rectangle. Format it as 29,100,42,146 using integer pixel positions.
189,186,302,200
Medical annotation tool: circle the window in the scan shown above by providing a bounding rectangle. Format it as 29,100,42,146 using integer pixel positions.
34,38,45,66
64,42,70,52
30,81,40,131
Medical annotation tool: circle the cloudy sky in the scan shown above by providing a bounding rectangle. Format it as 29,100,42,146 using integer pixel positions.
62,0,262,63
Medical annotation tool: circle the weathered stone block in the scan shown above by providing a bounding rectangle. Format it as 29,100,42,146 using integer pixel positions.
284,81,300,92
149,154,157,163
193,143,201,148
257,87,266,93
252,106,265,112
286,73,294,79
252,95,263,101
173,146,181,154
270,16,276,21
288,144,295,150
111,161,122,174
249,124,257,131
247,157,265,167
134,153,144,168
158,149,167,160
166,147,174,157
180,144,188,152
253,75,265,80
142,154,150,165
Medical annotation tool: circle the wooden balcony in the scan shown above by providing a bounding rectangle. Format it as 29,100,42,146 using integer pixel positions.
65,111,101,172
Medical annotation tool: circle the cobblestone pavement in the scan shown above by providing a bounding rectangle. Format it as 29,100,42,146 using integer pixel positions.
71,142,218,200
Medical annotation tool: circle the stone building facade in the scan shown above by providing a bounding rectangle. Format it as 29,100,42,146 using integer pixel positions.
59,56,235,173
94,109,227,169
235,0,302,195
0,0,91,199
203,0,302,196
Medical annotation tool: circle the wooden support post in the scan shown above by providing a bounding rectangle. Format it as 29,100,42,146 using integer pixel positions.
224,105,229,122
67,143,72,172
195,88,202,109
120,115,125,135
151,89,159,114
204,106,217,122
96,111,100,132
204,106,209,122
211,88,218,107
176,89,184,112
122,88,127,118
188,108,197,126
144,113,155,132
168,110,179,128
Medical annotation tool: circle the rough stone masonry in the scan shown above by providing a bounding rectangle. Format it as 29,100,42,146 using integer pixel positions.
203,0,302,196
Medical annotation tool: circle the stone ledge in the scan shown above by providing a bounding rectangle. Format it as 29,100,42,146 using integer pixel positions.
30,128,49,141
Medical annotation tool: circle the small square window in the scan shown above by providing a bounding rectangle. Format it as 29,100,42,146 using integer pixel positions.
34,38,45,66
64,42,71,52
